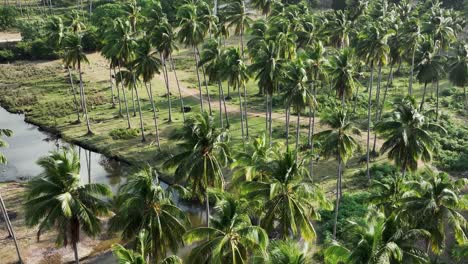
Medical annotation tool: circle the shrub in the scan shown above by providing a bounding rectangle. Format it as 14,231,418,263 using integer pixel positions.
109,128,140,140
82,26,100,52
0,7,17,30
30,39,60,60
13,41,32,59
0,49,14,63
17,19,46,41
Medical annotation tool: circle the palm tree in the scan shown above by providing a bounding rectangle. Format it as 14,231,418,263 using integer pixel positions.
221,48,250,140
184,195,268,263
251,0,275,16
315,109,360,239
24,148,111,264
112,230,183,264
111,167,189,263
401,170,468,254
224,0,253,57
324,210,429,264
63,33,93,135
243,149,331,241
133,38,162,147
0,129,22,263
177,3,208,112
327,48,359,106
356,23,391,181
401,18,423,95
323,10,352,48
415,40,446,112
281,58,315,153
152,18,186,122
164,112,230,226
199,39,229,128
375,98,446,175
255,240,310,264
249,40,283,144
447,42,467,110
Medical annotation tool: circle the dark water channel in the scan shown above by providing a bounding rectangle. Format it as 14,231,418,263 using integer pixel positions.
0,106,205,262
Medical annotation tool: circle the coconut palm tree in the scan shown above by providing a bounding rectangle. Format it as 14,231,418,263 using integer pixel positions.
221,48,250,140
324,210,429,264
327,48,359,106
401,170,468,255
249,40,283,144
62,33,93,135
164,112,230,226
24,148,111,264
255,240,310,264
448,42,468,110
243,149,331,241
281,58,315,153
152,18,186,122
251,0,275,16
415,40,446,112
355,23,391,181
111,167,189,263
133,38,162,148
315,109,360,239
177,2,208,112
184,195,268,263
323,10,352,48
223,0,253,57
0,129,22,263
375,98,446,175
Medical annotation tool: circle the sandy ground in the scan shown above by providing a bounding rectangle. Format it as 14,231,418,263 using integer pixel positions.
0,32,21,42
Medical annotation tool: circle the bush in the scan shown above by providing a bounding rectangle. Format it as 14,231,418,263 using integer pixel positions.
30,39,60,60
109,128,140,140
17,19,46,42
12,41,32,59
0,49,14,63
0,7,17,30
82,26,100,52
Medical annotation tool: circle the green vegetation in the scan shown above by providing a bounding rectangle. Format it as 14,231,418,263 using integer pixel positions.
0,0,467,263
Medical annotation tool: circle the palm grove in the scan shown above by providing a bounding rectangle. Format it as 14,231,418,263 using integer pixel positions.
0,0,467,263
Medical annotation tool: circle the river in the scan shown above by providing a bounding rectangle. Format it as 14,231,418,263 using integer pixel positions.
0,106,205,262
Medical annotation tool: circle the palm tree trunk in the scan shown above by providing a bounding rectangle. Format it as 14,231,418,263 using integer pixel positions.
240,24,244,58
113,67,123,117
464,86,467,111
194,47,204,112
169,54,185,122
227,83,231,99
378,62,394,121
109,67,116,108
67,67,81,122
366,61,375,181
219,81,229,128
352,81,360,113
0,193,22,263
309,85,316,180
242,83,249,137
295,111,300,160
130,83,136,117
145,82,160,149
218,82,223,128
333,156,342,239
161,56,173,122
78,60,93,135
409,45,416,95
200,64,213,116
420,82,428,111
269,95,273,146
132,73,146,142
435,79,440,121
117,63,132,128
237,86,245,141
265,93,269,138
206,192,210,227
72,241,79,264
372,63,383,153
285,106,290,149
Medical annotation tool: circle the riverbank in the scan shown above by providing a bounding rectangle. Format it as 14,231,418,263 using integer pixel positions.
0,182,120,264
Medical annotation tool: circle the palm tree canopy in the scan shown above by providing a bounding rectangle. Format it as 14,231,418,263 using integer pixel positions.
133,37,162,83
281,58,316,114
448,42,467,87
25,148,111,246
62,33,89,68
176,3,207,48
326,48,360,101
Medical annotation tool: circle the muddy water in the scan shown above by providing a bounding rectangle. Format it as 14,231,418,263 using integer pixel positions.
0,106,205,262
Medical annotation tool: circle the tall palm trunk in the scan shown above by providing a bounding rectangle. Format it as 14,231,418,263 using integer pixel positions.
78,60,93,135
419,82,428,111
409,45,416,95
295,111,301,161
285,106,290,149
464,86,467,110
332,156,342,239
218,82,223,128
0,193,22,264
366,61,375,181
435,79,440,121
378,62,394,121
113,67,123,117
269,95,273,145
169,54,185,122
109,67,116,108
67,67,81,122
309,83,316,180
237,86,245,141
130,84,136,117
161,56,173,122
198,55,212,115
132,73,146,142
242,83,249,137
194,47,204,112
206,192,210,227
219,82,229,128
117,63,132,128
372,63,383,153
265,93,269,138
145,82,160,149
